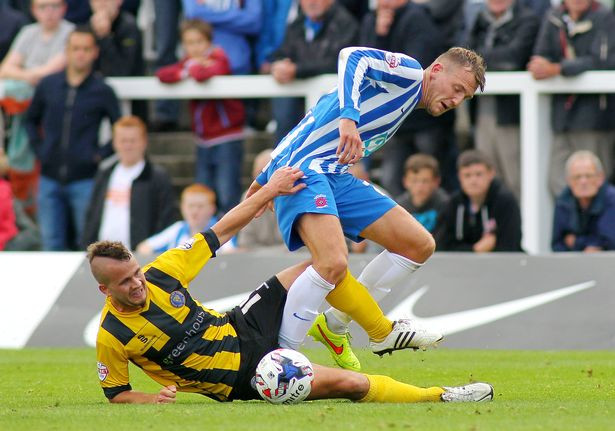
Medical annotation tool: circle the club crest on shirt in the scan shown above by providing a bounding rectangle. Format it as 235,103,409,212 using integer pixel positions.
176,237,195,250
170,291,186,308
97,362,109,381
385,52,400,68
314,194,328,209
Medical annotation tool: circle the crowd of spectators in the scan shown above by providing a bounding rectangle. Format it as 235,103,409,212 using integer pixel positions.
1,0,615,253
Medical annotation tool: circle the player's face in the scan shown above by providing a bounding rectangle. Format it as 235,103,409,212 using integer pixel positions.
99,257,147,311
564,0,592,18
66,33,99,72
403,168,440,207
567,158,604,201
113,126,147,166
181,192,216,231
425,62,476,117
182,29,211,59
458,163,495,200
32,0,66,29
300,0,333,21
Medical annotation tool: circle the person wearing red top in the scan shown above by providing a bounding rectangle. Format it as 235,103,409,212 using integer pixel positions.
156,19,245,215
0,151,18,250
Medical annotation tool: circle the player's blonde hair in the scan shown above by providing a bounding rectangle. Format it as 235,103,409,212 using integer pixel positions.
181,183,217,205
86,241,132,263
437,47,486,92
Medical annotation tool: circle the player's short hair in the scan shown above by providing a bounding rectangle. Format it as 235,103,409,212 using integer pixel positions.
181,183,217,204
437,47,486,92
180,19,213,41
86,241,133,263
113,115,147,138
565,150,604,176
457,149,494,170
404,154,440,177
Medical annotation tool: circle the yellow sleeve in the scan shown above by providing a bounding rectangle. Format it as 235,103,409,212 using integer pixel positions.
142,230,220,288
97,328,131,400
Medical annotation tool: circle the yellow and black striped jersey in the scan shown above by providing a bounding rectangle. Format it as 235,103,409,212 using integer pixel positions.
96,230,242,402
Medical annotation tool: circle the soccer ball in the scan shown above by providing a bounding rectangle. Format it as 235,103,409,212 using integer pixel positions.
254,348,314,404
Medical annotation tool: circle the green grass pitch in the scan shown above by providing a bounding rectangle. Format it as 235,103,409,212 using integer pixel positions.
1,348,614,431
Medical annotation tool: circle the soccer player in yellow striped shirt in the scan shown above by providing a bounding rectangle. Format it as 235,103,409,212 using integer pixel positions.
89,166,493,404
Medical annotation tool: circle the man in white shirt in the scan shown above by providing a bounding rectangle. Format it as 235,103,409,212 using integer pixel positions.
82,116,178,249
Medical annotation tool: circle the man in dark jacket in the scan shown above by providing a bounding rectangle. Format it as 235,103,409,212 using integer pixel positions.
435,150,522,252
89,0,144,77
552,150,615,252
467,0,540,201
528,0,615,197
82,116,177,250
24,27,120,250
267,0,358,143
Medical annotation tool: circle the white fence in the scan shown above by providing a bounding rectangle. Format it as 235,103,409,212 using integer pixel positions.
8,72,615,253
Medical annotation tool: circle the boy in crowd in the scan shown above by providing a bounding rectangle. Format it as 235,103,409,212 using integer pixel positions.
156,19,245,215
395,154,449,233
435,150,522,252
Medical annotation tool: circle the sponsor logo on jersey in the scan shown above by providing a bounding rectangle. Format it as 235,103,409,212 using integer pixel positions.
170,291,186,308
97,361,109,381
314,194,328,208
385,53,400,68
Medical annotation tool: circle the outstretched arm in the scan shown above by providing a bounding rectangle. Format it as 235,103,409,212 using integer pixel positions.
109,386,177,404
212,167,305,245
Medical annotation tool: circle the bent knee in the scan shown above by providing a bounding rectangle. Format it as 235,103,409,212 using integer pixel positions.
396,231,435,263
312,255,348,284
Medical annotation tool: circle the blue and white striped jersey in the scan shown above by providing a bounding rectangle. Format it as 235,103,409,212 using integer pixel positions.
257,47,424,184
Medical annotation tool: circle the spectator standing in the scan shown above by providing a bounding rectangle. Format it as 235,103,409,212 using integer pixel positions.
254,0,294,72
156,20,245,215
528,0,615,197
24,27,120,250
82,116,177,250
360,0,454,195
268,0,358,144
552,150,615,251
0,1,28,62
182,0,262,75
152,0,182,131
0,0,74,216
89,0,144,78
396,154,449,233
435,150,522,252
467,0,540,201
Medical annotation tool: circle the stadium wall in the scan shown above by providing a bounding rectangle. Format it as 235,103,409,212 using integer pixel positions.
1,252,613,350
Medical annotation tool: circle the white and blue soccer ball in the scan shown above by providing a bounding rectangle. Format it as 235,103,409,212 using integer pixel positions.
254,348,314,404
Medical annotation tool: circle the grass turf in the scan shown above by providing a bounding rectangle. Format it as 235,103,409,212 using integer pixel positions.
1,348,613,431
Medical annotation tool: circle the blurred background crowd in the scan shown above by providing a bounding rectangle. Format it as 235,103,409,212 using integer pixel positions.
0,0,614,254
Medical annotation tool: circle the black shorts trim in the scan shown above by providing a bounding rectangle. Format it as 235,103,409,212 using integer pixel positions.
103,384,132,400
227,276,287,401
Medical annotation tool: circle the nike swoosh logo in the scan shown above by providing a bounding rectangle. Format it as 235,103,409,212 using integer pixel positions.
387,281,596,336
293,312,311,321
316,325,344,355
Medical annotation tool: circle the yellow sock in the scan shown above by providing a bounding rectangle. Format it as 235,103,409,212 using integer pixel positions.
359,375,444,403
325,270,393,340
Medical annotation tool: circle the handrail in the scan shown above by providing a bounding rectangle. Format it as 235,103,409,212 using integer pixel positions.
8,71,615,253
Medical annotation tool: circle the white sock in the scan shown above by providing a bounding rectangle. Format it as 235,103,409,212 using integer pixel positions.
324,251,422,334
278,265,334,350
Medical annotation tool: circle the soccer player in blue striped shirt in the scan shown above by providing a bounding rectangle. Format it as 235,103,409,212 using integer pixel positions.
247,46,485,370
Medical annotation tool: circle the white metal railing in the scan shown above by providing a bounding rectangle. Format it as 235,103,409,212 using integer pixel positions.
8,71,615,253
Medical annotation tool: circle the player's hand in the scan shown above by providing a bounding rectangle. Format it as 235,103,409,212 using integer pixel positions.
527,56,561,80
265,166,306,197
156,385,176,404
337,118,363,165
